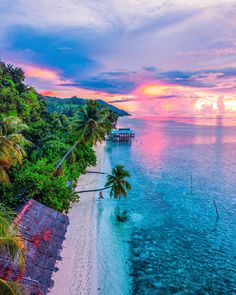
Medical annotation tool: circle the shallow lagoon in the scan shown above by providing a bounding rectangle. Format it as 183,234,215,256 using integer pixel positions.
97,116,236,294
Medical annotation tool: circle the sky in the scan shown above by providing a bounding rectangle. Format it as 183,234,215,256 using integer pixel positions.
1,0,236,116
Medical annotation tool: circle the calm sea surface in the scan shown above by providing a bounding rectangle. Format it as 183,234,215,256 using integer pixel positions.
96,116,236,295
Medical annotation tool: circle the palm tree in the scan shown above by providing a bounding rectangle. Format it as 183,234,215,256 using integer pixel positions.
0,116,31,149
0,116,32,183
77,165,131,199
75,100,112,144
0,136,23,183
104,165,131,198
0,209,26,295
52,100,112,175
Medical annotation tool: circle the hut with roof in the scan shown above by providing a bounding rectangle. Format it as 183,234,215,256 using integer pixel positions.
109,128,135,142
0,199,69,295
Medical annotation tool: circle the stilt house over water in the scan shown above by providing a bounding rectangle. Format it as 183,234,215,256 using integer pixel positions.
109,128,135,142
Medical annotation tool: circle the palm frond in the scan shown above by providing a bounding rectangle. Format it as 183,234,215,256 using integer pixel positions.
105,165,131,198
0,166,10,183
0,279,26,295
75,99,111,144
0,211,12,233
104,175,116,188
0,116,30,183
7,134,32,147
0,211,26,269
0,237,25,269
121,180,131,190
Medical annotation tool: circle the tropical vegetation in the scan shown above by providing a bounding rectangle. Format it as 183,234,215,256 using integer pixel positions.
44,95,129,117
0,59,131,212
0,59,131,294
0,116,32,183
0,208,26,295
0,60,111,211
52,99,112,175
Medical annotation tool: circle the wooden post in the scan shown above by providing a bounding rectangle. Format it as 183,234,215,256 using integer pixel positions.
190,175,193,194
213,200,219,220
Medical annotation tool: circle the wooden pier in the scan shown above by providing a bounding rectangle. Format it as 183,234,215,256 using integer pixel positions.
109,128,135,142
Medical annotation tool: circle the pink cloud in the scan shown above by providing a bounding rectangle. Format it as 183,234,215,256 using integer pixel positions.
19,62,236,116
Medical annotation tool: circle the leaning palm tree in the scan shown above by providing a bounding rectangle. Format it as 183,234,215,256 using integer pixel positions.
52,100,112,175
104,165,131,198
77,164,131,199
0,116,32,183
0,209,26,295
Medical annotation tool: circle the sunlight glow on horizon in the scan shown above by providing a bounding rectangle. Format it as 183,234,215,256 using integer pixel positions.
1,0,236,116
141,84,169,96
19,62,236,116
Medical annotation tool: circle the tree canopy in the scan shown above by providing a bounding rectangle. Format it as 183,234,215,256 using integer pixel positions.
0,61,99,211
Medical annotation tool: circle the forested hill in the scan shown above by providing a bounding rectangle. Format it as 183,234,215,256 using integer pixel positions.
43,96,130,117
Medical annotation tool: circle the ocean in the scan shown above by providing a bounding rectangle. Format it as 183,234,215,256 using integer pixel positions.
96,116,236,295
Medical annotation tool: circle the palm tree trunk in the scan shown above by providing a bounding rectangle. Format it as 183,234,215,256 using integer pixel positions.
76,186,112,194
85,171,109,175
52,141,79,176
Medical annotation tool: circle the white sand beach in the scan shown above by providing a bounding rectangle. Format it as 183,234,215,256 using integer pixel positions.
50,143,105,295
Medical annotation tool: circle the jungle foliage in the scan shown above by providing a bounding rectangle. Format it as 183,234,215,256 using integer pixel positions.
0,60,118,212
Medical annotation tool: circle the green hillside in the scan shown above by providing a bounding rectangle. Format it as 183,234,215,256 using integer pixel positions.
43,95,130,117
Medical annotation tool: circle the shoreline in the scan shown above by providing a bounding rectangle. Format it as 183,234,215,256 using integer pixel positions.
50,142,106,295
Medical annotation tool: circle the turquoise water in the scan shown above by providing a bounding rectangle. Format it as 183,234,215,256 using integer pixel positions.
97,116,236,295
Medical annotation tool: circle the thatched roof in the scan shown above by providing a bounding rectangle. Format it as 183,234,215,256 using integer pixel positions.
0,199,69,295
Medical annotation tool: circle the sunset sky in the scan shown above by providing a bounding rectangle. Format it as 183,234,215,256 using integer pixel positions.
1,0,236,115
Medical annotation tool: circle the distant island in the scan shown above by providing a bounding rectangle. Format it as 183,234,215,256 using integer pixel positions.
43,95,130,117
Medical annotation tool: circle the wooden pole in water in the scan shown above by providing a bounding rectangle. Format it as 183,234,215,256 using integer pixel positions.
190,175,193,194
213,200,219,220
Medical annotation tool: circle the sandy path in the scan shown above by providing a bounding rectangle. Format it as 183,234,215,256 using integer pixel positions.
50,143,105,295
